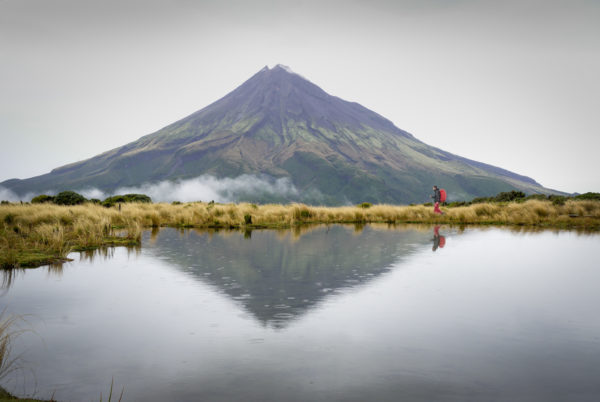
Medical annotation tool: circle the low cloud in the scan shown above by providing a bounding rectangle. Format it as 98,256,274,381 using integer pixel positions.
0,186,21,202
0,187,38,202
110,174,300,203
2,175,323,204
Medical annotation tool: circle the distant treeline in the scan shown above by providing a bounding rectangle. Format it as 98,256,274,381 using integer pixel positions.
1,190,599,208
29,191,152,207
445,191,600,207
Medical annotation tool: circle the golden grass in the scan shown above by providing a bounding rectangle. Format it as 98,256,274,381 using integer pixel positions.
1,199,599,269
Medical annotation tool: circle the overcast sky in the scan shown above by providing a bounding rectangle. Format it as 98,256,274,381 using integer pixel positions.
1,0,598,194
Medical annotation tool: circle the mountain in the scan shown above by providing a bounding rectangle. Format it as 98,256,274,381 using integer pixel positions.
1,64,556,204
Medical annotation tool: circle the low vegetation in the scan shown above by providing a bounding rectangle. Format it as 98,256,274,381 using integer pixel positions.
1,193,599,269
0,311,49,402
468,190,600,206
31,192,152,207
0,311,21,384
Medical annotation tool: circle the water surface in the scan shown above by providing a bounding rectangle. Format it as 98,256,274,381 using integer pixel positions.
2,225,600,401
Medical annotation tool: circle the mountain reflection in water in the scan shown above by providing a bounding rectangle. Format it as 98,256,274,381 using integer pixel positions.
140,224,432,328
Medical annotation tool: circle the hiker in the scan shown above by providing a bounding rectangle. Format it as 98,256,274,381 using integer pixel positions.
431,185,444,215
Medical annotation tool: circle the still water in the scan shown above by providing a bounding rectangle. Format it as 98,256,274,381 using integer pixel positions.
2,225,600,401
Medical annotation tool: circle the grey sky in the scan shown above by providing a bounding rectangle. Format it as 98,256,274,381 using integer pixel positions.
1,0,598,193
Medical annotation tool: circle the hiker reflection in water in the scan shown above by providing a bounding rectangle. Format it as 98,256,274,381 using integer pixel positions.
432,225,446,252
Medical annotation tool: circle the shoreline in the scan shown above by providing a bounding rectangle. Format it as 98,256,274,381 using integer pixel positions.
1,200,599,269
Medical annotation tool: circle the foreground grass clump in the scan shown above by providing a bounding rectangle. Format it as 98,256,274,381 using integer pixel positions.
0,310,53,402
1,203,142,269
0,311,20,384
1,199,599,269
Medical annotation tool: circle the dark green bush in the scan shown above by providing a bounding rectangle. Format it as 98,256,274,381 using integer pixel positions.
244,214,252,225
549,195,567,206
54,191,86,205
358,202,372,209
31,194,56,204
574,192,600,201
104,194,152,204
493,191,526,202
102,193,152,207
471,190,527,204
525,194,548,201
447,201,468,207
3,213,15,224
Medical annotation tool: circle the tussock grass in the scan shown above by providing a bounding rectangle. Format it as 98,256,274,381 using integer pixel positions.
1,204,142,269
1,199,599,269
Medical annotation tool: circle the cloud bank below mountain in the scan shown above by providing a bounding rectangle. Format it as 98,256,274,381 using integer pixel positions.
2,175,310,204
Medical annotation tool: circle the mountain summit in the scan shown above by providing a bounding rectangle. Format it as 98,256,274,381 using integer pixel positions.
2,65,553,204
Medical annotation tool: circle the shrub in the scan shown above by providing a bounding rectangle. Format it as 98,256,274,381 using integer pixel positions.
549,195,567,206
31,194,55,204
472,191,528,204
447,201,467,207
494,191,526,202
471,197,491,204
54,191,86,205
574,192,600,201
3,213,15,225
103,193,152,207
104,193,152,204
172,201,182,205
358,202,372,209
525,194,548,201
244,214,252,225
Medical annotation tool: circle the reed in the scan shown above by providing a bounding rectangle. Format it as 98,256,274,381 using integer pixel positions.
0,310,23,384
1,199,599,269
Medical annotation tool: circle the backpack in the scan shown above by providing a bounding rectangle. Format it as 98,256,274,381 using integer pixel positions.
439,189,447,203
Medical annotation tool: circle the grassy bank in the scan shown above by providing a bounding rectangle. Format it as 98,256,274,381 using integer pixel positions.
1,200,599,269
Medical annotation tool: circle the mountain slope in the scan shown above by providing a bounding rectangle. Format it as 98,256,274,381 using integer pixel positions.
2,64,555,204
